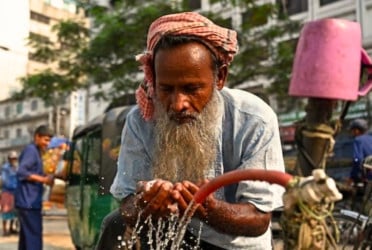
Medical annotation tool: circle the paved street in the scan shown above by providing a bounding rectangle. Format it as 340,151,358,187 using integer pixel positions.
0,208,74,250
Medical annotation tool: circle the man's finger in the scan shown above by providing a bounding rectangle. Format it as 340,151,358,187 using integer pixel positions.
141,180,170,202
145,182,173,214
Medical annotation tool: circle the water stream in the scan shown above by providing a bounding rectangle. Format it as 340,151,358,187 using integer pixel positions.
121,200,202,249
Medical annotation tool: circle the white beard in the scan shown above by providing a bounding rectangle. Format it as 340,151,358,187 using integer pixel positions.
152,89,221,183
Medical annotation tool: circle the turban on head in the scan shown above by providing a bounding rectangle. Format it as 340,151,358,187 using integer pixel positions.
135,12,239,121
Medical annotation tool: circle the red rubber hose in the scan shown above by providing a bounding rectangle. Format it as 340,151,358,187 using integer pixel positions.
193,169,293,204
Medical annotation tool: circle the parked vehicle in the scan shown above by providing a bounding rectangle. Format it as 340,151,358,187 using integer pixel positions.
65,106,133,250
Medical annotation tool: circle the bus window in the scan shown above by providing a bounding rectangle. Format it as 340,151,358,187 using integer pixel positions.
71,139,83,175
86,131,101,176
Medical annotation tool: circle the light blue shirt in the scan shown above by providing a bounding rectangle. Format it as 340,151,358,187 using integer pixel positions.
1,162,18,192
111,87,285,249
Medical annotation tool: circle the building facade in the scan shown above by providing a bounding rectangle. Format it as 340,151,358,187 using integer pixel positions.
0,0,85,162
0,98,50,159
272,0,372,125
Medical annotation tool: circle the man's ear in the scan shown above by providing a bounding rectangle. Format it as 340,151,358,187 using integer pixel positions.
216,64,228,90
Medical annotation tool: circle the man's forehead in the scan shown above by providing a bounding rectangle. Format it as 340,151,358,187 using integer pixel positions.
36,134,52,140
154,41,212,61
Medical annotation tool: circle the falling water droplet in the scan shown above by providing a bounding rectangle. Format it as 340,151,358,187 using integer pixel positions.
122,202,201,249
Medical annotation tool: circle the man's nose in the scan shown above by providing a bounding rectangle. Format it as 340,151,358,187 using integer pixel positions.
170,92,189,112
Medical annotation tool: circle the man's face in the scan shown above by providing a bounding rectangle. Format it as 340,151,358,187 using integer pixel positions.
9,158,18,167
34,134,52,152
350,128,362,137
154,42,224,124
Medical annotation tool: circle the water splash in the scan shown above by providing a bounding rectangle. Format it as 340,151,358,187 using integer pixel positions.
120,200,201,249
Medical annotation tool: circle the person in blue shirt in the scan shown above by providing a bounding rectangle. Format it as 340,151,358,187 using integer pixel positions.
1,151,18,236
348,118,372,183
15,125,54,250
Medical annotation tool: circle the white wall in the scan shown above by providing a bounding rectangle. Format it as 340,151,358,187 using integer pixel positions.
86,85,110,121
0,0,29,101
69,90,87,136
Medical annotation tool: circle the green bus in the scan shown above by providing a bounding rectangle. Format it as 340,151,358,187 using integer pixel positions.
65,106,133,249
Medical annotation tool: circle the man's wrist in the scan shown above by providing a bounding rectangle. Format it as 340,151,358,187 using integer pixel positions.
120,195,139,226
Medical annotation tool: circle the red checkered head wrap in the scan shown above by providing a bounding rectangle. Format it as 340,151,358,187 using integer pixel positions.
135,12,238,121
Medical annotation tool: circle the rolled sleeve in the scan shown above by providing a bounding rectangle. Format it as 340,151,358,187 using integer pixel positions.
235,115,285,212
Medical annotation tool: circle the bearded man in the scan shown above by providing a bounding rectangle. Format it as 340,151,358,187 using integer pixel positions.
97,12,285,250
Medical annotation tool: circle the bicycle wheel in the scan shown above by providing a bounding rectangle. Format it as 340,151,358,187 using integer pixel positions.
332,211,365,250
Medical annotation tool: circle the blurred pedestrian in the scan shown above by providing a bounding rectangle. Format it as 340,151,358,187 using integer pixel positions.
44,137,70,180
1,151,18,236
348,118,372,183
42,137,70,204
15,125,54,250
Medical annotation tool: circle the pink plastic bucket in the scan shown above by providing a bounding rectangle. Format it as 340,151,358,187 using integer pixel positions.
289,18,372,100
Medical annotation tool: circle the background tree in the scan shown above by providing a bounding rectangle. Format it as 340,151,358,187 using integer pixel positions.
79,0,177,105
14,19,89,134
15,19,89,106
214,1,301,111
16,0,300,112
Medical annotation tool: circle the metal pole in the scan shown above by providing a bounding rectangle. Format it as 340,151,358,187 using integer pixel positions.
294,98,339,176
